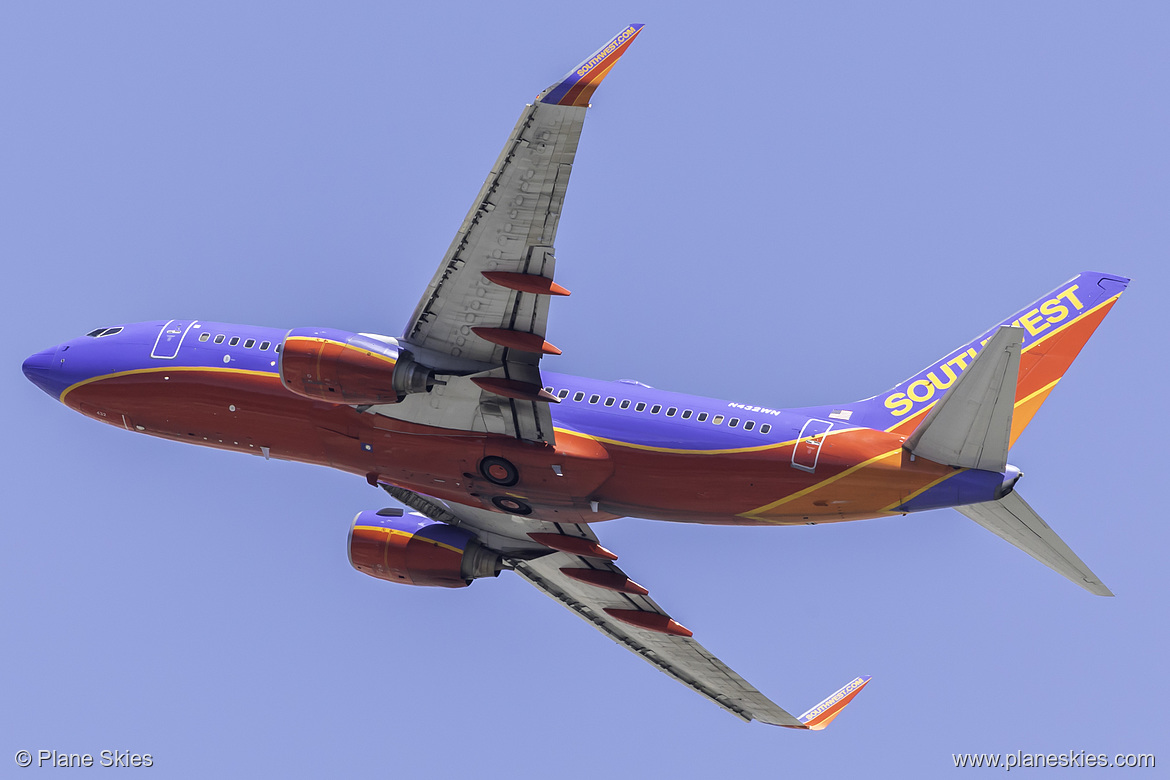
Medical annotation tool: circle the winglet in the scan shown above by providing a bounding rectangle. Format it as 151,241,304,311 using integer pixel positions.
538,24,644,107
792,676,872,730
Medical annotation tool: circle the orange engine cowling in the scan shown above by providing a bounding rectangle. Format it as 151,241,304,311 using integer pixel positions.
348,510,502,588
279,328,434,405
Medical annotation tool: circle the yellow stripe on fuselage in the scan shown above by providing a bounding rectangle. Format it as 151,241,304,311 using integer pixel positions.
59,365,280,403
880,468,962,512
740,447,903,518
553,425,851,457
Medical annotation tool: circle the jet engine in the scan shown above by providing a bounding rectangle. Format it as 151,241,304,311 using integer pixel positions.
348,509,502,588
279,328,435,405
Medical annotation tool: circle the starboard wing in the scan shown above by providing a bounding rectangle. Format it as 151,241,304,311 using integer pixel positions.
381,483,867,727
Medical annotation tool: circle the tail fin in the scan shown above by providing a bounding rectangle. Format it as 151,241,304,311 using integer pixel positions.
853,272,1129,438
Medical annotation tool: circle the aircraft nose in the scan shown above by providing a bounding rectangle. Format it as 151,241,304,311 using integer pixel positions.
22,346,64,398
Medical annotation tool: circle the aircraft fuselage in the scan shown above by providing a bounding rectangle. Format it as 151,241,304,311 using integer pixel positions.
24,319,1012,526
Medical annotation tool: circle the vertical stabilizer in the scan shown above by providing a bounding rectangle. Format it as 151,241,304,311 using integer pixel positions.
836,272,1129,437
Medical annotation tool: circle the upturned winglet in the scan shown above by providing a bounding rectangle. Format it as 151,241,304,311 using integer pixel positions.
787,676,872,730
537,24,644,107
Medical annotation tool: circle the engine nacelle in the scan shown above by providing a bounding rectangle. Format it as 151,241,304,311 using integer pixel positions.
279,328,435,405
348,510,502,588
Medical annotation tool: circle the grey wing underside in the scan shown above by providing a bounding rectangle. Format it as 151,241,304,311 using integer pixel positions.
372,101,589,445
382,484,805,727
369,372,556,445
402,101,583,366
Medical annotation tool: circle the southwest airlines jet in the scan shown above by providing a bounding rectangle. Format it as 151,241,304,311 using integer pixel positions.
22,25,1128,728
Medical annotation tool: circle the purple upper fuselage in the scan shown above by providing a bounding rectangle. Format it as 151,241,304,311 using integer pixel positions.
23,318,869,450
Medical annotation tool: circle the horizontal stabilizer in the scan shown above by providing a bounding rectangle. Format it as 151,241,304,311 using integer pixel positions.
956,491,1112,596
905,326,1023,471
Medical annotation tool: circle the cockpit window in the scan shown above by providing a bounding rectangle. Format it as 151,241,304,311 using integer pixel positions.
86,327,122,338
85,328,106,337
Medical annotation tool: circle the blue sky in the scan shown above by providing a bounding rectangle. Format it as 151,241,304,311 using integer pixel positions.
3,2,1167,777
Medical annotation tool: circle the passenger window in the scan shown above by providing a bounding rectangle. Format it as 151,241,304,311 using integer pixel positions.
635,402,646,412
260,341,271,351
760,424,771,434
199,332,210,342
558,389,569,399
275,344,282,353
604,397,615,407
712,415,724,425
589,394,600,404
697,412,708,422
214,335,225,344
244,339,255,349
573,392,584,402
544,387,554,394
620,400,631,410
681,410,693,419
744,420,755,431
650,404,661,414
229,337,240,346
729,418,739,428
666,407,677,417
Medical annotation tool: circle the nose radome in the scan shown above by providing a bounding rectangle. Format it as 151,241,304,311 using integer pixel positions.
22,346,63,398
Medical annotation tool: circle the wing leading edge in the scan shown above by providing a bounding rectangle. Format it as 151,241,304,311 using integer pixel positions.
380,483,868,728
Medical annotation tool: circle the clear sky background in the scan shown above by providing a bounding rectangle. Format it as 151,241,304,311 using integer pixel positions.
3,2,1167,777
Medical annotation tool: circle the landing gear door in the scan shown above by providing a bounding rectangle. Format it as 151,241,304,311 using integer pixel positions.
151,319,197,360
792,419,833,473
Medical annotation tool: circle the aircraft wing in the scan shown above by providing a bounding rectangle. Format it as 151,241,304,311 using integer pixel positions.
382,484,869,727
380,25,644,445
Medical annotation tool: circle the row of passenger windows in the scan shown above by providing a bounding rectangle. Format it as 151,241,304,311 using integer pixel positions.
197,331,281,352
545,387,772,434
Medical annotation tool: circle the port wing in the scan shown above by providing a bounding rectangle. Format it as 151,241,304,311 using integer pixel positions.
381,26,643,445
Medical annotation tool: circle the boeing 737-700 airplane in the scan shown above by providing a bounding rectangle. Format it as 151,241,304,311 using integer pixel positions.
22,25,1128,728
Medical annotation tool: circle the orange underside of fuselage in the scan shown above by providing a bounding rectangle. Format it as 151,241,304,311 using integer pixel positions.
64,371,955,527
